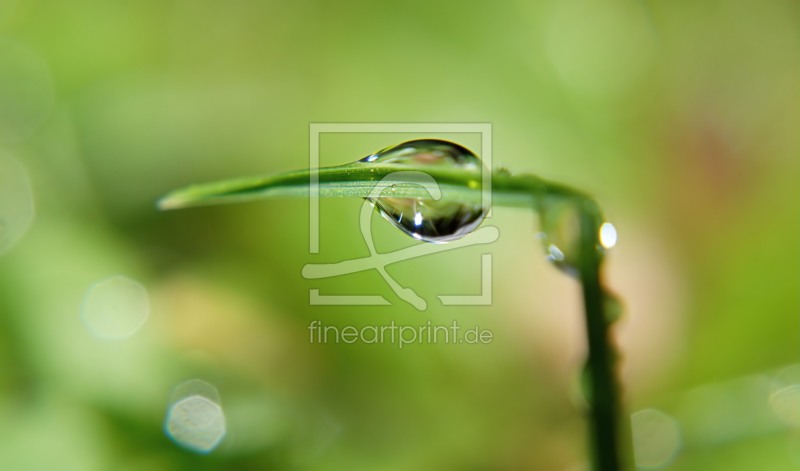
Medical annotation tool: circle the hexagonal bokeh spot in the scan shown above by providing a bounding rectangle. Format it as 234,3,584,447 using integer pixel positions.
165,394,227,454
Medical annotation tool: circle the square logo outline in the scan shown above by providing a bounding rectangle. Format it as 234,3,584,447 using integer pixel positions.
306,123,494,308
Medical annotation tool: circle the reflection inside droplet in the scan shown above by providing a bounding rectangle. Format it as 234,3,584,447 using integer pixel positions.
165,379,227,454
547,244,565,262
81,275,149,340
537,197,612,275
631,408,682,469
0,154,35,255
599,222,618,249
536,197,583,274
360,139,488,243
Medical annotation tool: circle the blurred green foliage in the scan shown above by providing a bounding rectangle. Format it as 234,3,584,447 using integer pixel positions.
0,0,798,469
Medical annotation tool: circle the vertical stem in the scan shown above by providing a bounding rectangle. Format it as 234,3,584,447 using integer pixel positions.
579,208,624,471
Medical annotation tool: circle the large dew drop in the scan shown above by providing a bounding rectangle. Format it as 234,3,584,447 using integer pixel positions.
360,139,487,243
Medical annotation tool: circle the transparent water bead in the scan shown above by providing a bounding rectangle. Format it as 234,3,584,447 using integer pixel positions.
536,197,617,275
165,379,227,454
536,197,583,274
603,290,624,325
360,139,487,243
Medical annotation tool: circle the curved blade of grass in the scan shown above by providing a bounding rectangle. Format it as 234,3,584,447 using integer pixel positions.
157,158,627,470
158,162,584,210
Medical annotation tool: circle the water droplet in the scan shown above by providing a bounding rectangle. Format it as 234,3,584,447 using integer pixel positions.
537,197,614,274
604,290,624,324
359,139,487,243
81,275,149,340
536,197,583,274
165,379,227,454
0,153,35,255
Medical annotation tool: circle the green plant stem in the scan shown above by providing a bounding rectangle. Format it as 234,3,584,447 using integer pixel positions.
157,163,581,210
159,164,631,469
579,207,623,471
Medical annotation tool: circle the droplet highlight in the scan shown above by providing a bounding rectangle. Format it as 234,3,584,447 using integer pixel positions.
599,222,618,249
537,197,615,274
536,197,583,274
165,379,227,454
81,275,150,340
360,139,487,243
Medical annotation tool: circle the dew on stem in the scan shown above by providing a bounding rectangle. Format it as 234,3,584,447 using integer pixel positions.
359,139,488,243
536,196,584,274
603,290,624,325
157,139,630,469
536,196,619,275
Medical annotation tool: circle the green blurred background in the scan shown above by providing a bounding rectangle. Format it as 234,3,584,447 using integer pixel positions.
1,0,798,469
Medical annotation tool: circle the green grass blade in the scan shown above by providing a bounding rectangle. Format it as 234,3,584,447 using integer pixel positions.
158,162,584,210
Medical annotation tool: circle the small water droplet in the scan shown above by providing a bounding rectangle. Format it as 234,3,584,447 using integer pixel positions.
604,290,624,324
390,183,397,192
537,197,613,274
359,139,487,243
536,197,583,274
